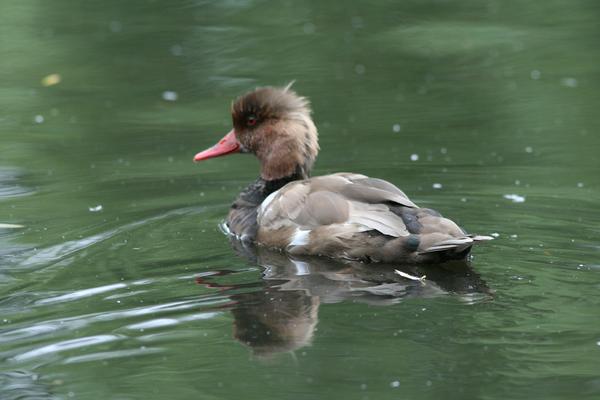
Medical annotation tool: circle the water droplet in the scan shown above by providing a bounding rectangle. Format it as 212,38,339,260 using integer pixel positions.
503,193,525,203
303,22,315,34
109,20,122,33
162,91,178,101
560,77,578,88
170,44,183,56
351,16,364,29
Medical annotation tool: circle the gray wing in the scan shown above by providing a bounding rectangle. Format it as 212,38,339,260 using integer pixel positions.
257,174,414,237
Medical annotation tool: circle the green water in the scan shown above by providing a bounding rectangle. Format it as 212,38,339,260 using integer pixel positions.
1,1,600,399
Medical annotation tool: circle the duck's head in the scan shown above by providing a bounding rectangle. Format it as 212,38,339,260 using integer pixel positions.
194,85,319,180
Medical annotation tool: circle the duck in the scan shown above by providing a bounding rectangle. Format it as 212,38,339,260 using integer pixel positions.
194,84,492,263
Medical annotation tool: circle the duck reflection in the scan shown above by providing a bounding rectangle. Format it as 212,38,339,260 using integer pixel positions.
198,238,491,356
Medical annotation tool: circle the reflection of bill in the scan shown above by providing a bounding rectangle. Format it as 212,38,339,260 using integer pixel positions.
197,237,492,357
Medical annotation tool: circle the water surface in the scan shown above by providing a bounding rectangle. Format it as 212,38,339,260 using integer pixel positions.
1,1,600,399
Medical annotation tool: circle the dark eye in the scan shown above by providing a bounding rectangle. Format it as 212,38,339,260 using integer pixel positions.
247,115,257,126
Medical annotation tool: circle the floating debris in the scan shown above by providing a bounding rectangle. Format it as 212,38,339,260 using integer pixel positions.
525,146,533,153
162,91,178,102
410,153,419,161
530,70,541,80
491,232,500,238
394,269,426,282
392,123,401,133
34,115,44,124
0,223,24,229
390,380,401,388
504,193,525,203
41,73,61,87
577,182,584,188
88,205,103,212
432,183,443,189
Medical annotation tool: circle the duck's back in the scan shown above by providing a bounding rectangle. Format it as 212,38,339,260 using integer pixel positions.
254,173,489,263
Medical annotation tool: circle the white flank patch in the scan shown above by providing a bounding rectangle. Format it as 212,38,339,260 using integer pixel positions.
292,260,310,276
259,189,280,215
289,229,310,246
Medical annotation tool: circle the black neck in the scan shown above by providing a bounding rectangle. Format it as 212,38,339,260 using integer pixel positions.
263,166,307,195
235,165,307,209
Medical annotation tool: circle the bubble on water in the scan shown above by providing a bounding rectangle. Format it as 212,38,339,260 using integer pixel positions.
351,16,364,29
89,205,103,212
390,380,400,388
34,115,44,124
109,20,122,33
392,124,401,133
461,197,467,202
354,64,366,75
410,153,419,161
432,183,442,189
525,146,533,153
170,44,183,56
577,182,584,188
530,70,541,80
162,91,178,101
504,194,525,203
303,22,315,34
561,77,578,88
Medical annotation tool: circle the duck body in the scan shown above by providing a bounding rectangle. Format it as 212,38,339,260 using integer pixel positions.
195,85,491,264
229,172,488,263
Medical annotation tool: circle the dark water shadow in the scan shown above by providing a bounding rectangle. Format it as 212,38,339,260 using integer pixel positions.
197,237,492,357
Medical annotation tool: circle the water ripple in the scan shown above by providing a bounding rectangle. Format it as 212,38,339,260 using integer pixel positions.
6,206,207,271
12,334,125,362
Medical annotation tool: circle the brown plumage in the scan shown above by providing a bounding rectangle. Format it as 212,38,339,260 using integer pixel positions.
194,84,492,263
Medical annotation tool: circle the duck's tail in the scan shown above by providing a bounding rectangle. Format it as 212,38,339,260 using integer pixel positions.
418,234,494,255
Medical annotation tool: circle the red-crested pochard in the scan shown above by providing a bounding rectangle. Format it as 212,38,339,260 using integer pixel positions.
194,85,492,263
